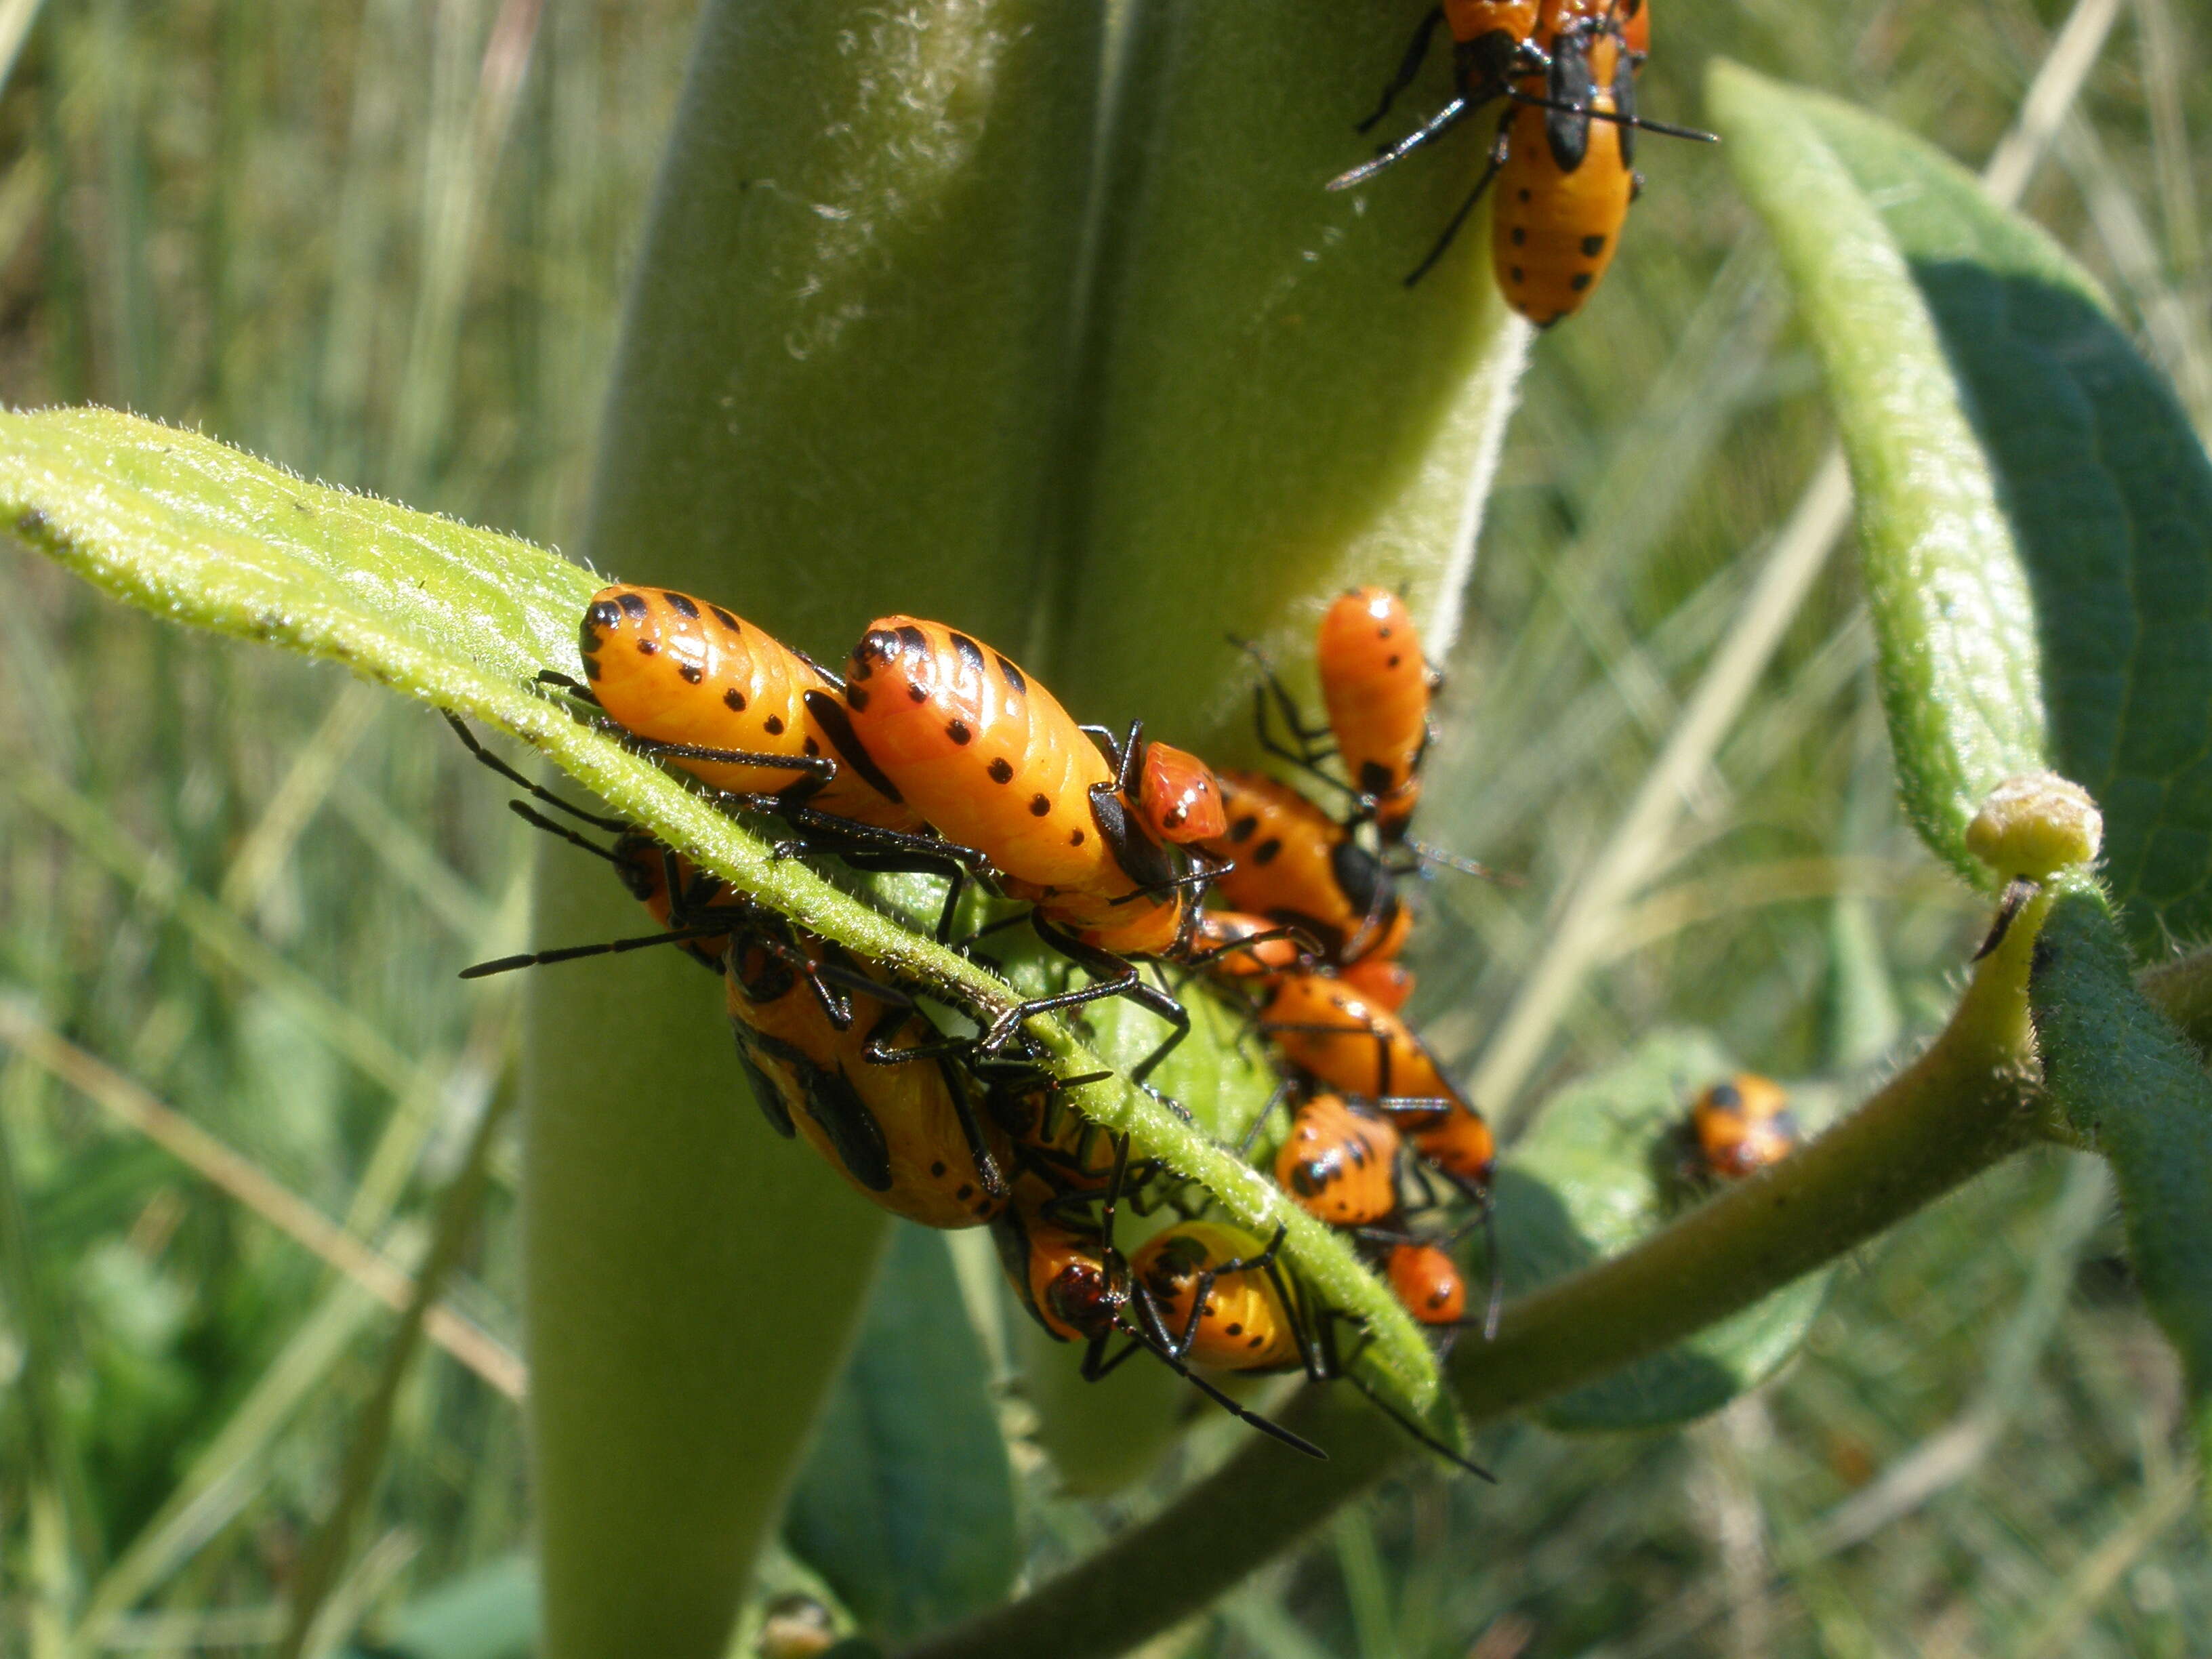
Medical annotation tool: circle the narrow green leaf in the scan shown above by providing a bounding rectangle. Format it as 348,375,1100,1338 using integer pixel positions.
1710,61,2047,884
784,1225,1015,1645
1491,1030,1836,1433
1716,64,2212,958
2030,882,2212,1511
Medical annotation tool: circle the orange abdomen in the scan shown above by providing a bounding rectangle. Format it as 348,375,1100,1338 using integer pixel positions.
1317,588,1432,835
1412,1101,1496,1185
1338,957,1416,1012
1274,1094,1401,1227
1130,1223,1303,1372
579,586,915,830
1261,972,1459,1110
843,618,1122,892
1489,86,1633,327
726,944,1008,1230
1387,1242,1469,1326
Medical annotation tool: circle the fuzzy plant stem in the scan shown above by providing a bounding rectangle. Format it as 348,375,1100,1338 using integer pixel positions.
899,888,2056,1659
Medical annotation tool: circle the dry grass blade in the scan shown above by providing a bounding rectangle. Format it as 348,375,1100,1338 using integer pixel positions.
277,1080,517,1656
0,1003,524,1399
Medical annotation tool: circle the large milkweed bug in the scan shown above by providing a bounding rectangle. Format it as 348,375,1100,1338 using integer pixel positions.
836,619,1301,1084
1688,1073,1799,1181
1316,588,1439,844
1385,1237,1471,1328
724,934,1016,1229
1197,771,1410,966
1258,972,1460,1129
550,587,991,938
1486,16,1636,322
448,716,1017,1226
1128,1215,1495,1479
1229,636,1513,894
989,1149,1328,1459
1257,968,1497,1242
1269,1093,1406,1229
1330,0,1713,302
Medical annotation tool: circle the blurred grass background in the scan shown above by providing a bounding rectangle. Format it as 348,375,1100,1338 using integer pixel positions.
0,0,2206,1654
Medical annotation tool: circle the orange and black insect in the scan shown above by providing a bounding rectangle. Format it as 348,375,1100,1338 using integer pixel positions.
1128,1215,1495,1479
1689,1073,1799,1181
1197,771,1410,966
724,935,1014,1229
1270,1093,1405,1228
1317,588,1439,843
447,717,1015,1224
835,619,1300,1083
1330,0,1710,299
1386,1239,1471,1328
1486,10,1636,323
548,587,991,937
989,1151,1327,1458
1230,635,1511,893
1258,972,1461,1128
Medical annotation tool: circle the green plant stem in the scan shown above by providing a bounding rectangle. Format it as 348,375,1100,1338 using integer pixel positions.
899,890,2054,1659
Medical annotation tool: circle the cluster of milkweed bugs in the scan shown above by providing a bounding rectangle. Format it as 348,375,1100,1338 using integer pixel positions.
1330,0,1717,323
455,585,1472,1465
1189,592,1509,1375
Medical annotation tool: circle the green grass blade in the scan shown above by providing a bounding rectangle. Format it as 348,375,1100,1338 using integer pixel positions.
2030,882,2212,1523
279,1088,516,1658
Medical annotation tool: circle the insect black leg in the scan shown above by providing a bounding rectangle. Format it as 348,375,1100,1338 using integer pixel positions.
459,922,739,979
446,713,630,831
628,735,838,782
985,914,1191,1087
1122,1282,1329,1460
1355,5,1448,134
534,668,602,707
1186,923,1322,975
1402,119,1511,286
1235,1076,1300,1159
1229,637,1338,767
